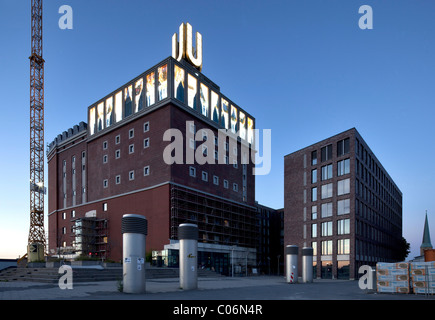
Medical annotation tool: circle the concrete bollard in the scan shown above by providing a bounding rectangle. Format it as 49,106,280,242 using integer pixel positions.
122,214,148,294
178,223,198,290
302,247,314,283
286,245,298,283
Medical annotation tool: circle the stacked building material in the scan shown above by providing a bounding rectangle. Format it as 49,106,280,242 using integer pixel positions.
410,262,435,295
376,262,410,293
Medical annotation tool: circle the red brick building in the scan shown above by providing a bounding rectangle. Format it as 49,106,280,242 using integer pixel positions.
47,56,258,271
284,128,403,279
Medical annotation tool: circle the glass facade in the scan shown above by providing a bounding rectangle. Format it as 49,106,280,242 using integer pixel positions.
135,78,144,112
337,260,350,279
115,91,122,122
221,98,229,129
239,111,246,140
158,64,168,100
230,105,237,133
174,65,185,102
89,107,96,135
105,97,113,127
187,73,197,109
124,85,133,118
211,91,219,123
321,260,333,279
146,72,155,106
88,58,255,142
200,83,209,117
247,118,254,145
152,249,230,276
97,102,104,132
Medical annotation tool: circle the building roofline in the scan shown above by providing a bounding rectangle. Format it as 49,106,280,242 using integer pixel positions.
283,127,402,195
283,127,357,158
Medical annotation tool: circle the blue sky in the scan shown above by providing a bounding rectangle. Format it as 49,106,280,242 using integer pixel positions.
0,0,434,260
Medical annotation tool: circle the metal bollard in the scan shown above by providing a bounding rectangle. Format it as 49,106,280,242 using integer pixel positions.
122,214,148,294
302,247,313,283
286,245,298,283
178,223,198,290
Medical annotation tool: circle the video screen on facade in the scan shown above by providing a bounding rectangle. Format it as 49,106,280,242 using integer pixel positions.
231,105,237,133
247,117,254,144
115,91,122,122
188,74,197,109
200,83,209,117
239,111,246,140
124,85,133,117
158,64,168,100
146,72,155,106
221,98,229,129
97,102,104,131
174,65,185,102
135,78,144,112
89,107,96,135
211,91,219,123
105,96,113,128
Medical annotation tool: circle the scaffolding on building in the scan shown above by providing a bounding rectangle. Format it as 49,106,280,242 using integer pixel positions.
170,184,258,248
71,216,109,260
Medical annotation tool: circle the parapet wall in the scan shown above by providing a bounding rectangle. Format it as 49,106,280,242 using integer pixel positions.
47,121,87,154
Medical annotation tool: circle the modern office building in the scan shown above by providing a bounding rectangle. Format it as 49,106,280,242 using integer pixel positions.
284,128,403,279
47,23,259,273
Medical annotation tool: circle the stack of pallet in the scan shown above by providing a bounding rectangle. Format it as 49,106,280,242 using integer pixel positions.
410,261,435,295
376,262,410,293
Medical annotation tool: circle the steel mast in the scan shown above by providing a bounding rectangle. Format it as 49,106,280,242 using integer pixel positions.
28,0,45,262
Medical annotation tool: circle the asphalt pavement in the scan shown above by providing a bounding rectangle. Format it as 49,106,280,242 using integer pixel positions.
1,276,433,300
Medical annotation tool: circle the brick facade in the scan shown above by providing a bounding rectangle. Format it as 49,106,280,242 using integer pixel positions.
284,128,403,279
47,57,258,262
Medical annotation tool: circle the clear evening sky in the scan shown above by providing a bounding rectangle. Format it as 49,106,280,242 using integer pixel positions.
0,0,433,260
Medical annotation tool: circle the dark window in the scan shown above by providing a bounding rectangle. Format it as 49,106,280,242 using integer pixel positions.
321,144,332,162
311,150,317,165
337,138,350,157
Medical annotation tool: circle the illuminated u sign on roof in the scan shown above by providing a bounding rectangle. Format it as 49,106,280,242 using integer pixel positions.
172,23,203,72
85,23,255,147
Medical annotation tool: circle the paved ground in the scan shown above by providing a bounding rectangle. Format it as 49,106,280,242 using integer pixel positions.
1,276,434,301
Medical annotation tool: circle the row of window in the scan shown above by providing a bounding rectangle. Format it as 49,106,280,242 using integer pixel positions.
189,166,241,192
61,202,108,224
311,178,350,201
356,137,401,202
311,159,350,183
311,198,350,219
103,122,150,149
101,123,150,163
103,139,150,163
187,122,246,167
311,238,350,256
61,210,76,219
89,61,255,145
173,63,254,143
102,166,151,187
311,219,350,238
62,152,87,204
311,138,350,165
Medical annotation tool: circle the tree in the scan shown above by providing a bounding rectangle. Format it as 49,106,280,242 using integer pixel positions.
395,237,411,261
